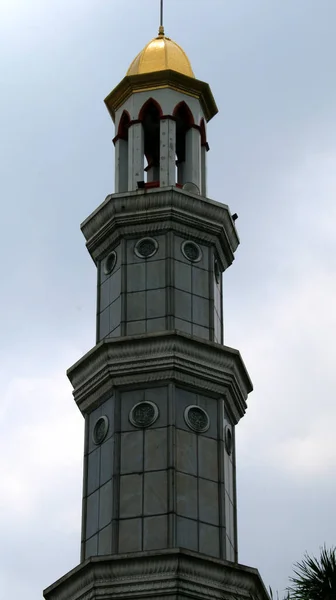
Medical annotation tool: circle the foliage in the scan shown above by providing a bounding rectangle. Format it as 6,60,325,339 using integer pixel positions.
287,546,336,600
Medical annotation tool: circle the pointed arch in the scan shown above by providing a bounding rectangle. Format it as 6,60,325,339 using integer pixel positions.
138,97,163,121
117,110,130,140
174,102,195,184
138,98,162,183
173,101,195,127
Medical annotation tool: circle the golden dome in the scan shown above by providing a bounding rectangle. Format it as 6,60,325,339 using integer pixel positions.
127,29,195,78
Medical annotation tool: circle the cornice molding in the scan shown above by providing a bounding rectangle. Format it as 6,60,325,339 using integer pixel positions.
67,331,252,423
104,70,218,123
80,187,239,270
44,549,270,600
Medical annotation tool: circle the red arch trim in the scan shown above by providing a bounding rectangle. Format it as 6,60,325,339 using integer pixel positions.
117,110,131,139
200,118,207,146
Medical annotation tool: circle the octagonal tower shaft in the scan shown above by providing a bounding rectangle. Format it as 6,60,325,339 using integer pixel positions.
44,28,269,600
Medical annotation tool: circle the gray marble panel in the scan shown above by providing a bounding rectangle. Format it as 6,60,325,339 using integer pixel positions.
226,535,235,562
100,246,121,285
192,268,209,298
100,396,114,439
143,515,167,551
225,492,235,543
175,289,192,321
100,436,114,486
194,245,209,270
120,430,143,473
99,479,113,530
176,517,198,552
199,522,220,557
198,394,218,439
86,490,99,539
98,523,112,555
127,262,146,292
85,534,98,559
146,260,166,289
174,318,192,335
176,429,197,475
176,473,197,519
109,325,121,338
192,295,209,327
118,518,142,553
192,324,209,340
145,387,168,427
198,436,218,481
109,268,121,303
99,307,109,339
119,474,143,518
127,291,146,321
87,448,100,496
145,428,167,471
120,389,145,432
175,388,197,432
144,471,167,515
173,234,185,260
198,478,219,525
100,280,109,312
146,317,166,333
174,260,191,293
109,296,121,332
214,316,221,343
147,288,166,319
88,405,102,454
127,320,146,335
150,235,166,261
126,239,139,265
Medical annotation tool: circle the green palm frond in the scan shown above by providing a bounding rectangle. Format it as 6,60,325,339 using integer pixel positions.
287,546,336,600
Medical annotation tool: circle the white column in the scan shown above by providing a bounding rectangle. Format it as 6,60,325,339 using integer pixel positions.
201,145,207,197
184,127,201,191
128,122,144,191
160,118,176,187
114,138,128,193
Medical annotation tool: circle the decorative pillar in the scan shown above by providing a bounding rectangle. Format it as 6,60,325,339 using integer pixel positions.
114,137,128,193
128,121,144,190
184,127,201,190
201,144,207,196
160,117,176,187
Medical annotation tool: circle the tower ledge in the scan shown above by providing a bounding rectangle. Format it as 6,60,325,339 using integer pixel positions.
81,187,239,271
44,548,269,600
67,331,252,423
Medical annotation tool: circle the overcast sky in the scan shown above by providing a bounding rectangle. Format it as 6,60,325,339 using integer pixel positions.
0,0,335,597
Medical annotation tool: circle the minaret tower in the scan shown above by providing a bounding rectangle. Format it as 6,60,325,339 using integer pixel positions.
44,14,269,600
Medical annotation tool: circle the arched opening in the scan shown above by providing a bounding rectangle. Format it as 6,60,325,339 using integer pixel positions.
139,98,162,185
114,110,130,193
173,102,194,186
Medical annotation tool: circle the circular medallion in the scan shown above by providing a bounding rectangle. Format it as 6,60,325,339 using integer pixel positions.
104,251,117,275
214,259,221,285
184,405,210,433
129,401,159,428
225,424,233,455
134,237,158,259
93,416,109,445
181,241,202,263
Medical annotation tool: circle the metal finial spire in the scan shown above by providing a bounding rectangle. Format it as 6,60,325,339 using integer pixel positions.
159,0,164,35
